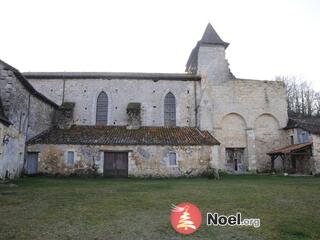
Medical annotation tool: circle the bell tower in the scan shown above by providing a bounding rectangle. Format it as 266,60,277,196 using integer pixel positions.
186,23,234,84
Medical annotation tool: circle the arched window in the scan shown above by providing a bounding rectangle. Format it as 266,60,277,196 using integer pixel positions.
96,91,108,125
164,92,176,126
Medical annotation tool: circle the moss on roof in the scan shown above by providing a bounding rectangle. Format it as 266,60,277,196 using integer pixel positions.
59,102,75,110
127,102,141,110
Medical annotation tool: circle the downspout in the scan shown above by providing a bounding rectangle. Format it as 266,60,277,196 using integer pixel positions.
194,80,198,128
22,93,31,175
62,79,66,103
25,93,31,143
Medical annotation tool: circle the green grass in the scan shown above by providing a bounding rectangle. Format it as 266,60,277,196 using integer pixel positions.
0,175,319,240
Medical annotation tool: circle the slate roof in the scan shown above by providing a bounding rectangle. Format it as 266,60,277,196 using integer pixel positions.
267,142,312,155
23,72,201,81
0,59,58,108
27,125,220,146
200,23,229,47
0,98,11,126
285,117,320,135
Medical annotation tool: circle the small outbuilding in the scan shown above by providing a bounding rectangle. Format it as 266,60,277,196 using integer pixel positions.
267,117,320,175
27,125,220,177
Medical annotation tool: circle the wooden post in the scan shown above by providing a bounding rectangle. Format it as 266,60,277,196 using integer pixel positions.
280,155,285,173
271,155,275,171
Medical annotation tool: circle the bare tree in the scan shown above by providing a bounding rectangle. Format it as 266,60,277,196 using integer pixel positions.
314,92,320,116
275,76,319,117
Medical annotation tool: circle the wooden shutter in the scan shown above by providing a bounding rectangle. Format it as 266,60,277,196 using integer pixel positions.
67,151,74,165
26,152,38,174
169,152,177,165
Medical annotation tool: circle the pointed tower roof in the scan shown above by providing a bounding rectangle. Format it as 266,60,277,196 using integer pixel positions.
199,23,229,48
185,23,232,74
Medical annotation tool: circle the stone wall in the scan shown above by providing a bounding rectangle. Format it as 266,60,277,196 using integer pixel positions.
311,134,320,174
198,78,288,172
27,72,288,173
0,123,25,179
0,61,57,178
24,39,289,174
196,44,288,172
0,63,56,140
27,78,198,127
27,144,215,177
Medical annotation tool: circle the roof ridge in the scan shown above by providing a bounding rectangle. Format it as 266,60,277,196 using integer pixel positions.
0,59,59,109
22,72,201,81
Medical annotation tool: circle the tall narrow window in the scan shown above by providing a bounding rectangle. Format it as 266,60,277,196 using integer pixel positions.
67,151,75,166
96,91,108,125
164,92,176,126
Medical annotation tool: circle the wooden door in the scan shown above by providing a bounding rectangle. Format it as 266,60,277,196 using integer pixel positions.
226,148,245,172
26,152,38,175
104,152,128,178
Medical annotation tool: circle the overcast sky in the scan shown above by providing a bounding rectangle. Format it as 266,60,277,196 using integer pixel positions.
1,0,320,90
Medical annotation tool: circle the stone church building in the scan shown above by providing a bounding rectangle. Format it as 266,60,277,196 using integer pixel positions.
1,23,318,178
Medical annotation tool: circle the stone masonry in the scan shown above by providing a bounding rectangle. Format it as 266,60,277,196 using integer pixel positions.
2,23,294,177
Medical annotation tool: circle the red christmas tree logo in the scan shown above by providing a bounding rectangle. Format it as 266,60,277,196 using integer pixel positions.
170,202,202,235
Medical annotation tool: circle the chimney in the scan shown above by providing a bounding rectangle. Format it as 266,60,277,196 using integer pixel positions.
126,102,141,129
55,102,75,129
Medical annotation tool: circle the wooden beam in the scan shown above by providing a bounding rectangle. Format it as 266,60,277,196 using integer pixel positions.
290,153,312,156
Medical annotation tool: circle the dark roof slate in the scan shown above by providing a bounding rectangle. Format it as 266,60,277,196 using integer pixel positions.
200,23,229,47
0,59,58,108
27,125,220,146
285,117,320,135
23,72,201,81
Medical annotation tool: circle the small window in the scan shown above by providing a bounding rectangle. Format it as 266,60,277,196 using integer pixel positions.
67,151,75,166
301,132,309,143
169,152,177,166
290,136,294,145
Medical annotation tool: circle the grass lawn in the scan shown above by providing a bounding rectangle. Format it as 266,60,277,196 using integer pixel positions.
0,175,320,240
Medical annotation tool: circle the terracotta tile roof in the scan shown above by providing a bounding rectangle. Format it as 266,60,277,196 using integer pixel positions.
285,117,320,135
27,125,220,146
267,142,312,155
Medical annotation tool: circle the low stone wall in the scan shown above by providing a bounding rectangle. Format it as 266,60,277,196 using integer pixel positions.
0,123,25,179
312,134,320,174
27,144,215,177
